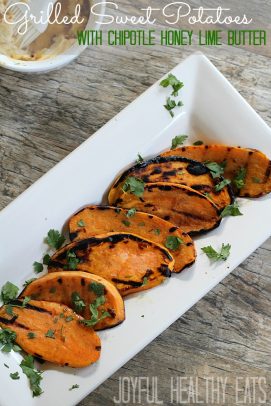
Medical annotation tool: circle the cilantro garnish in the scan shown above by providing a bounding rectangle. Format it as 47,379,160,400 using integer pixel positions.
43,254,51,265
234,167,247,189
89,282,105,297
10,372,20,380
22,296,31,307
81,296,110,327
20,355,43,397
165,236,183,251
142,277,148,286
49,287,56,294
160,73,184,97
126,208,137,218
28,332,36,339
153,229,161,235
65,316,73,323
193,140,204,145
77,220,85,227
0,328,21,353
122,177,145,197
45,330,55,339
252,177,261,184
64,251,80,270
45,229,65,250
122,220,131,227
71,292,86,313
221,202,243,218
204,161,226,178
201,243,231,262
136,153,144,164
1,281,19,304
164,97,183,117
69,384,79,391
171,135,188,150
214,179,231,192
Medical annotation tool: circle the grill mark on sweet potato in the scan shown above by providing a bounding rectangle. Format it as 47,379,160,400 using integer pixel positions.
0,316,30,330
70,232,78,241
158,265,171,277
111,278,143,287
10,300,52,314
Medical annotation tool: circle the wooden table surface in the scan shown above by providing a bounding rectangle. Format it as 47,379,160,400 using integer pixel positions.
0,1,270,405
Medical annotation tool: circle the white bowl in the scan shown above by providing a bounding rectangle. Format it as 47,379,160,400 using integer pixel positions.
0,0,105,74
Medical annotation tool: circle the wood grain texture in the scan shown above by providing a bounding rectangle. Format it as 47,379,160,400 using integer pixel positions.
0,1,270,404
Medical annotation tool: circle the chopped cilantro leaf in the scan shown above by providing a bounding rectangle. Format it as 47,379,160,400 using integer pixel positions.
0,328,21,353
69,384,79,391
45,330,55,339
49,287,56,294
89,282,105,297
214,179,231,192
22,296,31,307
204,161,226,178
193,140,204,146
33,262,43,274
165,236,183,251
81,295,110,327
65,316,74,323
153,229,161,235
77,220,85,227
10,372,20,380
171,135,188,150
142,277,148,286
234,167,247,189
160,73,184,97
126,208,137,218
28,332,36,339
45,229,65,250
202,243,231,262
71,292,86,314
23,278,37,288
20,355,43,397
122,177,145,197
64,251,80,270
43,254,51,265
252,177,261,184
164,98,183,117
1,281,19,304
136,153,144,164
221,202,243,218
122,220,131,227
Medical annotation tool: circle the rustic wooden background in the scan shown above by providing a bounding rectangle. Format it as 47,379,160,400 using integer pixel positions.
0,1,270,405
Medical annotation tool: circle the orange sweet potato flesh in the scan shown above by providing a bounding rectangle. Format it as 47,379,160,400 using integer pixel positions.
68,206,196,273
20,272,125,330
114,183,221,234
108,156,232,210
162,145,271,197
48,233,174,297
0,300,101,368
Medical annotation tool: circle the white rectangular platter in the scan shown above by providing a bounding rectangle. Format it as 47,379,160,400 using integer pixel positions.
0,53,271,406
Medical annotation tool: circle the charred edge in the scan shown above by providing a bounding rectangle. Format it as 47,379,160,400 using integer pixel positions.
96,346,102,351
158,265,171,277
81,278,86,286
9,300,53,315
169,227,178,233
188,218,222,236
111,278,143,288
227,183,235,205
113,156,210,188
69,232,78,241
192,184,212,193
174,259,196,274
48,260,65,269
107,308,116,318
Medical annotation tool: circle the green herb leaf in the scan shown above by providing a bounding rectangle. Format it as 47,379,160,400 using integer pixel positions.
122,220,131,227
20,355,43,397
65,316,74,323
201,243,231,262
81,295,110,327
164,98,183,117
171,135,188,150
71,292,86,314
252,177,261,184
136,153,144,165
10,372,20,380
165,236,183,251
160,73,184,97
126,208,137,218
89,282,105,297
0,328,21,353
193,140,204,146
64,251,80,270
49,287,57,294
122,177,145,197
214,179,231,192
221,202,243,218
45,229,65,250
153,229,161,235
45,329,55,339
234,167,247,189
23,278,37,288
1,282,19,304
204,161,226,178
43,254,51,265
28,332,36,339
142,277,148,286
77,220,85,227
69,384,79,391
22,296,31,307
6,304,16,316
33,262,43,274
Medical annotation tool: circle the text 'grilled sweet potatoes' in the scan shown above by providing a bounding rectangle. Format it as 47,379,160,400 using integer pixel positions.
68,206,196,273
115,183,221,234
162,145,271,197
109,156,232,210
20,272,125,330
48,233,174,296
0,300,101,368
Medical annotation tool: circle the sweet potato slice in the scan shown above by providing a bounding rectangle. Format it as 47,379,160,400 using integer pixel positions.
162,145,271,197
48,233,174,296
68,206,196,273
114,183,221,234
108,156,232,210
0,300,101,368
20,272,125,330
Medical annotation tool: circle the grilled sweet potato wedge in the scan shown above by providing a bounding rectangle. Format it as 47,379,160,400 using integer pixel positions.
68,206,196,273
20,272,125,330
108,156,232,210
162,145,271,197
48,233,174,296
114,183,221,234
0,300,101,368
